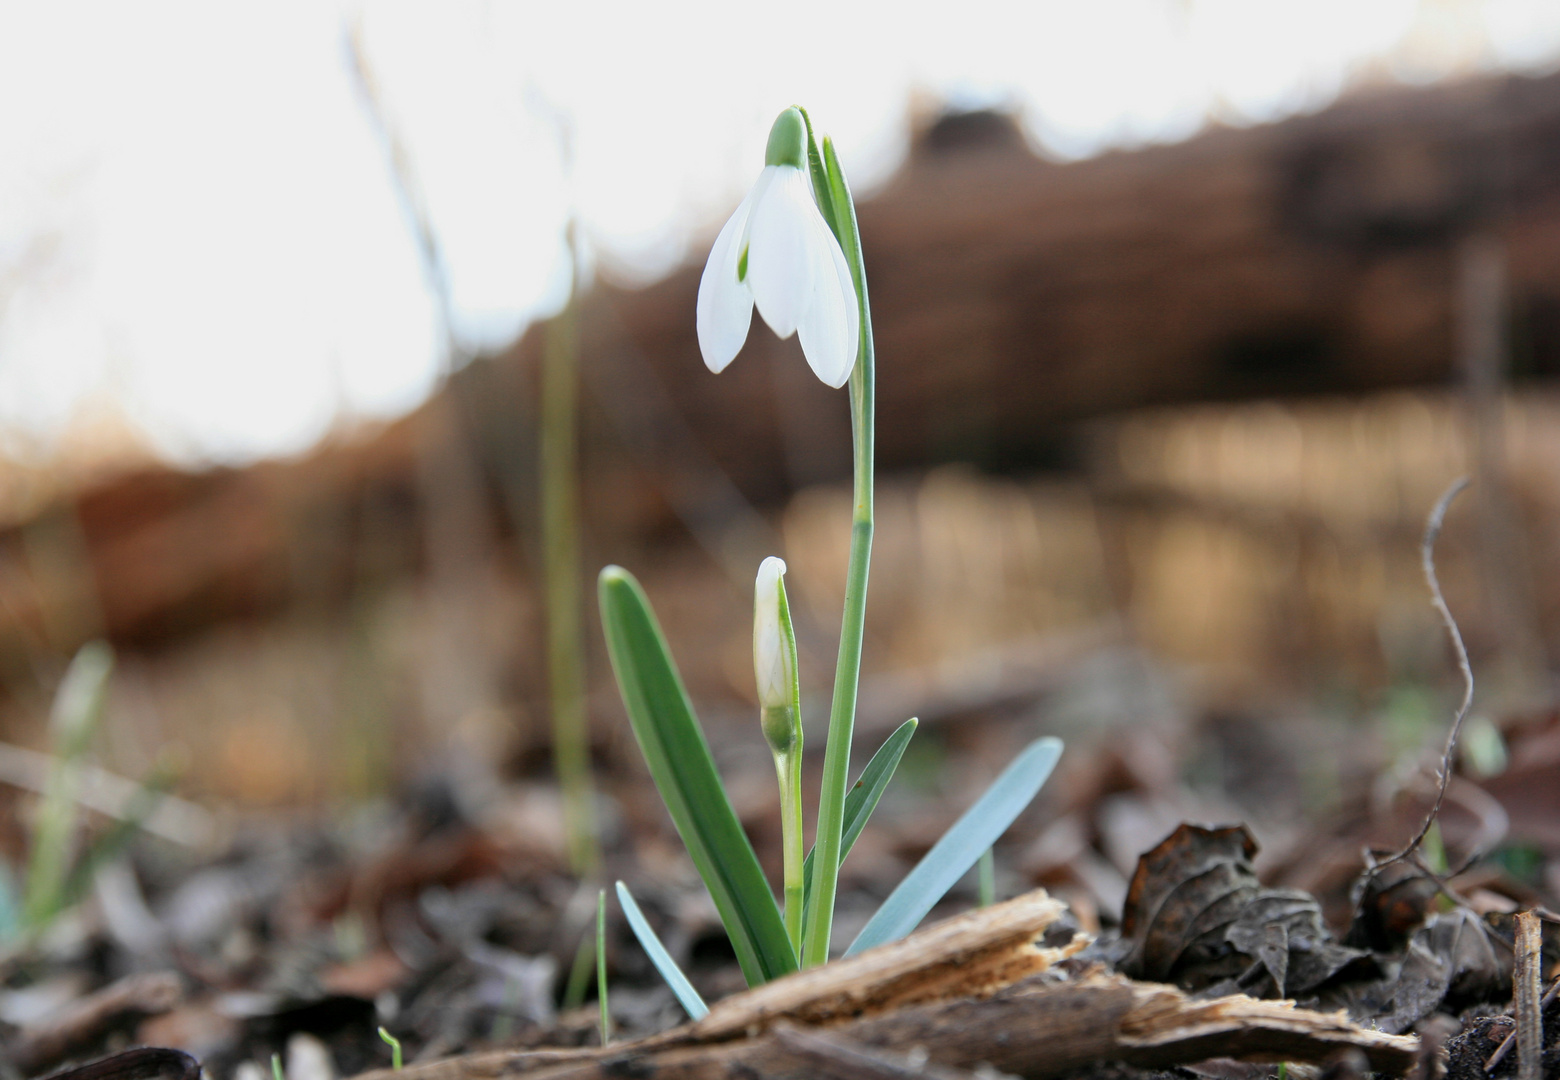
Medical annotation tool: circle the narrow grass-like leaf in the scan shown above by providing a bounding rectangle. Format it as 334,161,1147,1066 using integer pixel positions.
599,566,797,985
801,717,916,923
60,759,176,911
617,881,709,1021
845,736,1062,957
25,642,113,931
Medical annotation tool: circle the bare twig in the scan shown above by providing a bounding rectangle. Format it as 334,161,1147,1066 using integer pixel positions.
1371,478,1475,872
344,20,459,366
1405,851,1483,919
1513,912,1542,1080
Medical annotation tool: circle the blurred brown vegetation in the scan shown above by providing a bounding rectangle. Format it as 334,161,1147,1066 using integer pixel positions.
5,68,1560,809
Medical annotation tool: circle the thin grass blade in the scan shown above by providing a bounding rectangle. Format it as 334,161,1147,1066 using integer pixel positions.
25,642,113,930
616,881,709,1021
596,889,610,1045
844,736,1062,957
801,717,916,922
60,757,176,910
599,566,797,985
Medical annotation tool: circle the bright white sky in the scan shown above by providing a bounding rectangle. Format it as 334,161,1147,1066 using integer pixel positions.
2,0,1558,465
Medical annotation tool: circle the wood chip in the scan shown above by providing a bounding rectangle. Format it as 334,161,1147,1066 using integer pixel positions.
1513,910,1542,1080
343,890,1419,1080
690,888,1075,1039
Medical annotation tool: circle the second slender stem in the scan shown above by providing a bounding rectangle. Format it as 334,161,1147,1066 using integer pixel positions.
542,282,600,878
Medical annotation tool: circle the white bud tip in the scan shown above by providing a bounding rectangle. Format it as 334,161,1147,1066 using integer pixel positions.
754,556,792,711
756,555,787,593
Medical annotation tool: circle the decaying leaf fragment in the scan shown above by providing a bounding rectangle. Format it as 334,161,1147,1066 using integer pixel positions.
20,1049,199,1080
1120,824,1373,999
1368,907,1507,1034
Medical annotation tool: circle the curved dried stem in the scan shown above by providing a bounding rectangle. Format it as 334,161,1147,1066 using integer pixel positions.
1365,477,1474,875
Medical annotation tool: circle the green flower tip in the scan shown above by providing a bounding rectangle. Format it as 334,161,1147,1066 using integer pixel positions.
764,107,806,169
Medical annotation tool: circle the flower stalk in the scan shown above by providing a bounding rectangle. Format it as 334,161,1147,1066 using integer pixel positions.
798,115,875,968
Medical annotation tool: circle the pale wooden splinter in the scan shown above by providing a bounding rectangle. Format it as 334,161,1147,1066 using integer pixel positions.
346,889,1420,1080
1513,910,1543,1080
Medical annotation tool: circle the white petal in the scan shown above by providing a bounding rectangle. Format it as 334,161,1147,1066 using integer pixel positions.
796,207,859,388
696,192,755,373
745,166,815,339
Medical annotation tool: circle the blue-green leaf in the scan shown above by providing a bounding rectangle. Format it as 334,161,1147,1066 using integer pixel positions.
616,881,709,1021
598,566,797,985
801,717,917,923
845,736,1062,957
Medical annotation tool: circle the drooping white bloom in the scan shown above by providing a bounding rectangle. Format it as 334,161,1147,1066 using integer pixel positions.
697,108,860,388
753,555,796,715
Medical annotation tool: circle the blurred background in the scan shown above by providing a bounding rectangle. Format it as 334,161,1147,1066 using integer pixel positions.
4,0,1560,864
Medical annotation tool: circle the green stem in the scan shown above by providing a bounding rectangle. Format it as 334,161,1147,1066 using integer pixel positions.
978,847,995,907
377,1028,403,1071
541,241,599,878
596,888,611,1045
774,743,804,952
800,134,875,969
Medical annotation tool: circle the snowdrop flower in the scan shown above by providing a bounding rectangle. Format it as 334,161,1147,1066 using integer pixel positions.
697,108,860,388
753,555,799,751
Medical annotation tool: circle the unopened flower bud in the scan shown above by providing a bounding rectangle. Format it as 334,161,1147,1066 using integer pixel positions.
754,556,800,754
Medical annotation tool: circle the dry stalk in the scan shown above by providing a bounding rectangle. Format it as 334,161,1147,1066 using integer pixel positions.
1358,478,1476,905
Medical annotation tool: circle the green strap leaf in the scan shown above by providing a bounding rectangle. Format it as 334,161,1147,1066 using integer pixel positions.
598,566,797,985
616,881,709,1021
845,736,1062,957
801,717,917,923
